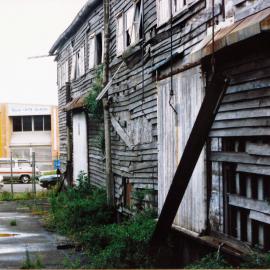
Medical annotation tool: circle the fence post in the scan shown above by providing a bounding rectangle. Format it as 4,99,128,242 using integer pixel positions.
10,151,14,198
32,152,36,198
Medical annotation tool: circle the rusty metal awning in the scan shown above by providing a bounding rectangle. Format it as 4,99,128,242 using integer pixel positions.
190,7,270,63
63,94,87,112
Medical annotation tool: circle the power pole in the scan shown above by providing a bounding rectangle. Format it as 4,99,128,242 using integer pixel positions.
32,152,36,199
103,0,114,207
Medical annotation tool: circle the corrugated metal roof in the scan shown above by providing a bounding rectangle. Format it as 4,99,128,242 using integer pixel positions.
190,7,270,63
63,95,87,112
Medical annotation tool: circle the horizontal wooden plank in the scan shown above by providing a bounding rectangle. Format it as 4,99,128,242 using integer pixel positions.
229,194,270,215
210,127,270,137
210,151,270,166
212,118,270,130
236,164,270,176
246,141,270,156
219,97,270,112
249,210,270,225
216,108,270,121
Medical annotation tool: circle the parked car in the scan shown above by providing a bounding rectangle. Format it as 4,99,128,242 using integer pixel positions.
39,174,59,189
0,158,40,184
0,176,4,189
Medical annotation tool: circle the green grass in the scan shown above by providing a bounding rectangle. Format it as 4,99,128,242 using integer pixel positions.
21,250,43,269
10,220,17,226
41,170,57,176
0,190,50,201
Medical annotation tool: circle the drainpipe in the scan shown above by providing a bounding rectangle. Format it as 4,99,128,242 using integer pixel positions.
103,0,114,207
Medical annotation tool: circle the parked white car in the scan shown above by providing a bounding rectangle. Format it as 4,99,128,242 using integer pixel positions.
0,158,40,184
0,176,4,188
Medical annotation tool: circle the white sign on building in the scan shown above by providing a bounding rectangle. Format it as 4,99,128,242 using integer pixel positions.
8,104,51,116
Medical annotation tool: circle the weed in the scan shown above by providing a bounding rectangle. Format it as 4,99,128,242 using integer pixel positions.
48,174,157,269
10,220,17,226
63,256,82,269
21,250,43,269
185,252,233,269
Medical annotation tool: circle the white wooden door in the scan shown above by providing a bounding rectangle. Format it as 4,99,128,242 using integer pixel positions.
157,65,207,234
73,112,88,183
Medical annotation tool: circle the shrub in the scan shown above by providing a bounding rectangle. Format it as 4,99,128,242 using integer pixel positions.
185,253,233,269
48,174,115,234
85,65,104,119
48,174,157,269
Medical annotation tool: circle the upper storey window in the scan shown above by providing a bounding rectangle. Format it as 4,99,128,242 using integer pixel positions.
71,46,85,81
116,0,143,56
58,60,69,89
157,0,194,26
88,32,104,70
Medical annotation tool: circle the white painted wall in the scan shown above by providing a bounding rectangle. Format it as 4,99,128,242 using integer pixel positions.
11,131,51,146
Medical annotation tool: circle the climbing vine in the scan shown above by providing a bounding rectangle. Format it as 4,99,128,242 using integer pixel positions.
85,64,104,119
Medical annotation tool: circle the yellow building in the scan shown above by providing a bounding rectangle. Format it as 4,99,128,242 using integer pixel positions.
0,103,59,171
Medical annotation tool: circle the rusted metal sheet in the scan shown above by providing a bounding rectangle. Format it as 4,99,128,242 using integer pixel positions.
63,95,87,112
190,8,270,62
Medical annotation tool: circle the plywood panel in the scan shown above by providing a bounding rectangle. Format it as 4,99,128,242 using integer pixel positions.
158,65,207,233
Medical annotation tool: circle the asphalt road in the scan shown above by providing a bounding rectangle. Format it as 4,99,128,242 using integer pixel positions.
1,184,46,193
0,201,80,268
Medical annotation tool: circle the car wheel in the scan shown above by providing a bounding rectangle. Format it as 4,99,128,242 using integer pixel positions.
20,175,30,184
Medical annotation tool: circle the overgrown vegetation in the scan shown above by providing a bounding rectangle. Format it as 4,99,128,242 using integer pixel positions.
85,65,104,119
21,250,43,269
47,174,157,268
186,252,233,269
0,191,50,201
185,250,270,269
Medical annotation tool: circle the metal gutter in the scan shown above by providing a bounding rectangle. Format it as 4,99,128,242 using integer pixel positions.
49,0,102,55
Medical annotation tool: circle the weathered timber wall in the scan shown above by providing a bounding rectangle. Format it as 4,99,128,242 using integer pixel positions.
55,2,105,187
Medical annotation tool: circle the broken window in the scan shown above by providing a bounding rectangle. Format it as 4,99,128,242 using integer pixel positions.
71,46,85,80
116,1,143,55
96,32,103,65
88,32,103,69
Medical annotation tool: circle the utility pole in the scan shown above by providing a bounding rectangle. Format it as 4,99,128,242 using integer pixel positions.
103,0,114,207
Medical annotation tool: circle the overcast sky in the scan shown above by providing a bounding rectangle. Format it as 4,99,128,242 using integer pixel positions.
0,0,87,106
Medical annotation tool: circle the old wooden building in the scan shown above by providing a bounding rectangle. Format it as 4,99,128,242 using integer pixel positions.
50,0,270,260
49,0,106,187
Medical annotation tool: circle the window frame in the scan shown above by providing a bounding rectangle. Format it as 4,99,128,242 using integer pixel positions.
116,1,143,56
156,0,195,27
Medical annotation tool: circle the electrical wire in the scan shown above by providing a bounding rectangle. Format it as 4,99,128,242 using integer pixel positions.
169,0,177,115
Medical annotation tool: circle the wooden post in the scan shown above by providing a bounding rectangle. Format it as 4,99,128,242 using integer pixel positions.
103,0,114,206
66,82,73,186
150,73,229,246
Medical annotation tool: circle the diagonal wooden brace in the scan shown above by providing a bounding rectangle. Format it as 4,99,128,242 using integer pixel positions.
150,73,230,246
